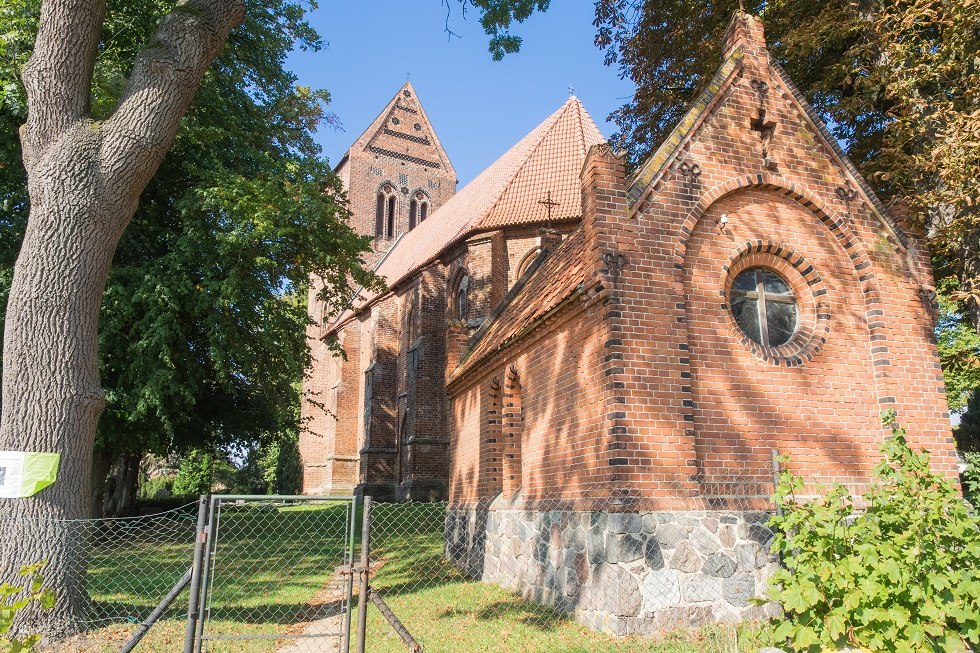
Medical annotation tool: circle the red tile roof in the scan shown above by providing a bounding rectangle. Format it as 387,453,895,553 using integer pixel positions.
328,97,604,331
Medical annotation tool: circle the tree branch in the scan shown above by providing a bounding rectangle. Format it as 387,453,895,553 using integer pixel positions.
21,0,107,166
101,0,245,196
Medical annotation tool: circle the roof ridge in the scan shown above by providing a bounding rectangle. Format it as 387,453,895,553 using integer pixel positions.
478,100,577,226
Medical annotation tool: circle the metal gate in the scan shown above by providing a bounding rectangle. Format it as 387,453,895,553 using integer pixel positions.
187,495,357,653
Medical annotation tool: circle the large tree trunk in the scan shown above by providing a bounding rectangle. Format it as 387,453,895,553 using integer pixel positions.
0,0,243,637
102,453,141,517
89,446,112,518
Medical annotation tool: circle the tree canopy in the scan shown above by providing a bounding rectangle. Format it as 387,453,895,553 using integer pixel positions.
0,0,379,476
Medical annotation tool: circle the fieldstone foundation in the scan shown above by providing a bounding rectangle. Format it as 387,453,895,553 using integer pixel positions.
445,505,780,636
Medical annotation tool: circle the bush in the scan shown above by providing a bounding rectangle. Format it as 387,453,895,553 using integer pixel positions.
963,452,980,508
137,474,173,501
172,449,215,497
1,563,54,653
761,411,980,652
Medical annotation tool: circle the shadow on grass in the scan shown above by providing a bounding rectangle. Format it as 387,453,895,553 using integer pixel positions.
437,598,567,631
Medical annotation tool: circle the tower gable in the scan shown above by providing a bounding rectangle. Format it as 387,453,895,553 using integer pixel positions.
338,82,457,256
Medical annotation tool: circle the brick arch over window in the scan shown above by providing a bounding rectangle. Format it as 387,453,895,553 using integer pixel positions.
375,182,397,239
481,377,503,498
409,189,431,231
515,246,541,282
672,174,893,393
449,268,470,322
502,367,524,499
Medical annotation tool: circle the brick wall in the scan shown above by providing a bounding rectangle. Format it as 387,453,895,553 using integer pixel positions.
446,15,956,510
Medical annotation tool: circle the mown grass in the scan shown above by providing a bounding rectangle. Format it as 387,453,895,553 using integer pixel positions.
46,501,763,653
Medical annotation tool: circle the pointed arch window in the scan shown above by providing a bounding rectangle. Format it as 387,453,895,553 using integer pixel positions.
409,192,429,231
454,274,470,322
376,184,397,239
386,195,396,239
375,193,385,238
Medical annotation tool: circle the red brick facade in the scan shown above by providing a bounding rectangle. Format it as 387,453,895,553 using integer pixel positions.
302,16,956,506
445,14,957,509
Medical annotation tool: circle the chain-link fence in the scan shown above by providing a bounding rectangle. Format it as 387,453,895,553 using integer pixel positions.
360,479,780,653
2,502,199,631
0,501,199,650
5,482,779,653
197,496,355,653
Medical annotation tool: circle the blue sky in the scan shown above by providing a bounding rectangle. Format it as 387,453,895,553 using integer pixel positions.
287,2,636,186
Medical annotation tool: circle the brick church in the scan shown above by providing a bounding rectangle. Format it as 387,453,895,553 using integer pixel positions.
302,13,958,630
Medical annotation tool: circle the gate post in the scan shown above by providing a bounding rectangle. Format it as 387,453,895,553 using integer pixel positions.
341,496,359,653
355,496,372,653
183,496,209,653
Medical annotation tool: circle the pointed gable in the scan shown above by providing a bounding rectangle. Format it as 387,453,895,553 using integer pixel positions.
329,97,605,328
337,81,456,181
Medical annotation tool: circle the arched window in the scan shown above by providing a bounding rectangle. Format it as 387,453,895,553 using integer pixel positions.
516,247,541,281
409,199,418,231
376,183,396,239
455,275,469,321
502,367,524,499
375,193,385,238
386,195,396,239
419,201,428,223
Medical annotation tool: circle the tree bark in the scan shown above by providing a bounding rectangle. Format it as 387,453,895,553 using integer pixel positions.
0,0,243,637
89,446,112,518
102,453,140,517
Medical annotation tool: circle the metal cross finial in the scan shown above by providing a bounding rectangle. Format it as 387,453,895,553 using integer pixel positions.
568,84,575,97
539,191,561,221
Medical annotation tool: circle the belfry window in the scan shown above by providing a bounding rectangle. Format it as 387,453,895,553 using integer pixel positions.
376,184,396,239
375,194,385,238
729,267,798,347
409,192,429,231
386,195,396,239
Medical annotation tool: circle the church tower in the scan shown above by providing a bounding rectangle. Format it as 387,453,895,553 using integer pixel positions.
334,82,457,263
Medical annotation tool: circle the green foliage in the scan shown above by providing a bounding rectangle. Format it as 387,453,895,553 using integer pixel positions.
463,0,551,60
172,449,216,497
1,563,54,653
762,411,980,652
0,0,381,464
963,452,980,508
936,279,980,413
955,391,980,453
137,474,174,501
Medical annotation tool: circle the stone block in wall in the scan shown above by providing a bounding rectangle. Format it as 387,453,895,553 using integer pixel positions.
444,506,780,636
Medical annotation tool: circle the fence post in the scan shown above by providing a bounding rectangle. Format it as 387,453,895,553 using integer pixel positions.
341,496,359,653
182,496,209,653
355,496,372,653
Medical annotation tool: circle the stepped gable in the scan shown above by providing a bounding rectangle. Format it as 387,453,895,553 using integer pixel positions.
329,96,605,330
336,81,456,179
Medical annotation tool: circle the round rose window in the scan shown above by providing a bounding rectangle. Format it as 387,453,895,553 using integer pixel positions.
729,267,798,347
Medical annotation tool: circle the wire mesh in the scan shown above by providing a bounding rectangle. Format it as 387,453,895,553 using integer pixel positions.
363,479,780,653
199,497,354,653
0,502,199,636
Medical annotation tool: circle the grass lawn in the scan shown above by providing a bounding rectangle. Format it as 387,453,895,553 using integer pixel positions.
46,501,764,653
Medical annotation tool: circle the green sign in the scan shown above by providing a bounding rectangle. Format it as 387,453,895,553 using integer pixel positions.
0,451,60,498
